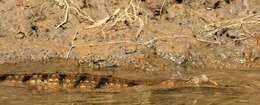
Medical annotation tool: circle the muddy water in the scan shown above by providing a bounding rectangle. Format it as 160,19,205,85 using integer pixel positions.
0,59,260,105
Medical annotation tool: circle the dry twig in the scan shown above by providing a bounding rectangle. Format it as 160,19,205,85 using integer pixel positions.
55,0,94,29
84,0,146,40
56,0,70,29
65,31,78,60
160,0,166,18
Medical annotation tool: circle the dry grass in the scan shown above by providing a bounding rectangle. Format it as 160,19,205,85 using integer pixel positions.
54,0,95,60
63,0,148,60
58,0,260,60
196,13,260,44
84,0,147,40
55,0,94,29
159,0,167,18
195,0,260,44
62,0,196,60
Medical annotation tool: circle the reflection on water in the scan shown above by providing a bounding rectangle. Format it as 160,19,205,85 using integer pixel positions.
0,84,257,105
0,60,260,105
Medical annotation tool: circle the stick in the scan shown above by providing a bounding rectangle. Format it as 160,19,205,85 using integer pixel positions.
160,0,166,18
56,0,70,29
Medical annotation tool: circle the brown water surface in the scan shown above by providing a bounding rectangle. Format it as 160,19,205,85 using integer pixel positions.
0,59,260,105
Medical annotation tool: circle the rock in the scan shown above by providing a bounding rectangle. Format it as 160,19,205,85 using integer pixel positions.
15,32,25,39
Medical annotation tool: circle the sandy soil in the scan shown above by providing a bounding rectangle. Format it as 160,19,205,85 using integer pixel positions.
0,0,260,72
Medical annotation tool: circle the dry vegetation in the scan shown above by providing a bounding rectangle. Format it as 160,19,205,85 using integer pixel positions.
0,0,259,70
58,0,188,60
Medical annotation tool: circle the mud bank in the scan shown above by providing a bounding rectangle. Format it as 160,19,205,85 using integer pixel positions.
0,0,260,71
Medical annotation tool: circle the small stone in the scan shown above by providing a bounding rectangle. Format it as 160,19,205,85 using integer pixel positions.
15,32,25,39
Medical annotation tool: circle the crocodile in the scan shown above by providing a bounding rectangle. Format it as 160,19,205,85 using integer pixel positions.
0,72,218,92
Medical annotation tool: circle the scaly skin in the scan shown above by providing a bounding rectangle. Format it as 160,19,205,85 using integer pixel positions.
0,72,218,91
